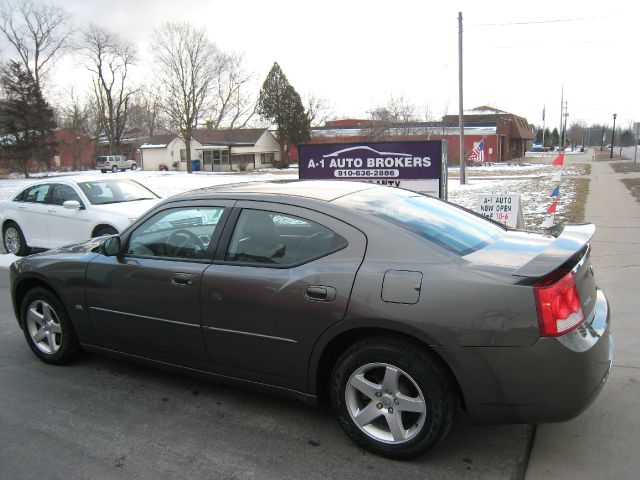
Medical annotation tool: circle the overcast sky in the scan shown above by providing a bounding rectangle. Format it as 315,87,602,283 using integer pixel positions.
4,0,639,132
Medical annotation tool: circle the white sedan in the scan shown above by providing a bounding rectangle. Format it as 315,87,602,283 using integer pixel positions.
1,177,160,256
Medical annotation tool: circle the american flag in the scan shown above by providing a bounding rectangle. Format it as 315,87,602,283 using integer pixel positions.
469,139,485,161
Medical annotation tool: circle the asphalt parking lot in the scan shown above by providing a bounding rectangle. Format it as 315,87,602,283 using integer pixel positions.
0,267,532,480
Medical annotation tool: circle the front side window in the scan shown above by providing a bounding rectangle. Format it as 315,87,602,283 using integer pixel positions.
337,188,504,256
225,209,347,266
51,184,83,206
126,207,225,260
17,184,51,203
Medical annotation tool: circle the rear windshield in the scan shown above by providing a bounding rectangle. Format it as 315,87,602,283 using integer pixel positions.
336,187,504,255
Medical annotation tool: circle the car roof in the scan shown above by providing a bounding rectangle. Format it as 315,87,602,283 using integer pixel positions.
173,180,382,202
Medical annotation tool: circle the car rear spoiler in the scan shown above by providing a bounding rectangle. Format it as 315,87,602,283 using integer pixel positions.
512,224,596,277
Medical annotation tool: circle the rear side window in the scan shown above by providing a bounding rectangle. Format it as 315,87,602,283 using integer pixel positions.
337,188,504,255
225,209,347,266
16,184,51,203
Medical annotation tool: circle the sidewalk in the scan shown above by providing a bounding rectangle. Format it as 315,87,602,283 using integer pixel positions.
526,159,640,479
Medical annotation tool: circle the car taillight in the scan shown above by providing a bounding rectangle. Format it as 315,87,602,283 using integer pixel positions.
534,271,584,336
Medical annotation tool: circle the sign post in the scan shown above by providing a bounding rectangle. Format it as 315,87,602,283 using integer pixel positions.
298,141,448,199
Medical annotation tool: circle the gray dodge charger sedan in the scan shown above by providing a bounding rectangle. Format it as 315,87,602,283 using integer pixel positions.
10,180,612,459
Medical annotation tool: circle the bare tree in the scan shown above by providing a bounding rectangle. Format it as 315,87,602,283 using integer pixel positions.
152,22,222,173
128,89,166,138
82,25,137,154
0,0,72,90
362,95,420,138
57,88,93,170
211,52,255,129
305,93,334,127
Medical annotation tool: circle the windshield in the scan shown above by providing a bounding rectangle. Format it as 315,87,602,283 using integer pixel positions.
78,180,159,205
337,187,504,255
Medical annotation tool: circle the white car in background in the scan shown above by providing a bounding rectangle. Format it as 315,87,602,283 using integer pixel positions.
1,177,160,256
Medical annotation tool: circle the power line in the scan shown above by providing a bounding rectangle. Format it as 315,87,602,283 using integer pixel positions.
468,14,620,27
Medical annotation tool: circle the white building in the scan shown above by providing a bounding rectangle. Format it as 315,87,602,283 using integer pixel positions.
139,129,281,172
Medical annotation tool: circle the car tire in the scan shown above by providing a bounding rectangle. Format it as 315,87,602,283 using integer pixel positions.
100,169,107,173
93,226,118,237
331,337,455,459
21,287,79,364
3,221,30,256
131,163,138,171
111,166,118,173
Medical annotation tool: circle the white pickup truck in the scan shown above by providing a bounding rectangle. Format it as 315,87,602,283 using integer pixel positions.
96,155,138,173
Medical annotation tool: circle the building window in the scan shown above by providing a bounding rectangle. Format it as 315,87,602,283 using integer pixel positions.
260,152,275,164
180,149,187,162
202,149,229,166
232,154,254,164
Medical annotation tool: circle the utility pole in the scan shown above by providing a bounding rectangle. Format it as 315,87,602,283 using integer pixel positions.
601,126,605,151
559,87,564,151
610,113,617,159
634,122,639,164
562,101,568,148
458,12,466,184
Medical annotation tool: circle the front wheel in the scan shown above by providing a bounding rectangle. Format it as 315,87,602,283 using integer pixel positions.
331,337,455,459
130,163,138,171
111,165,118,173
21,287,79,364
3,221,30,256
93,225,118,237
100,169,107,173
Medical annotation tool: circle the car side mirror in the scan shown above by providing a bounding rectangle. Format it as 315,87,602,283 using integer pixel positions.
100,236,121,256
63,200,81,210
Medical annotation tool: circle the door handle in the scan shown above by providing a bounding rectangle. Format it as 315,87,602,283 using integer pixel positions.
171,273,193,287
305,285,336,302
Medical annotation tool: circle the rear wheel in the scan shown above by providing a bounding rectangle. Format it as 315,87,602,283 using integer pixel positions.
100,169,107,173
111,165,118,173
131,163,138,171
3,221,30,256
21,287,79,364
331,337,455,459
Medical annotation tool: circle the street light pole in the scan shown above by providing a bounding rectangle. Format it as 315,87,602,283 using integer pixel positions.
610,113,617,159
601,126,605,151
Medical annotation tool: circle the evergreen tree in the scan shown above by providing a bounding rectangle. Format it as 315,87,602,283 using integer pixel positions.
549,128,560,149
0,61,56,177
257,62,310,165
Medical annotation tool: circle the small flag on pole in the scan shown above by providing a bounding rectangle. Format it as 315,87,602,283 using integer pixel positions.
469,139,486,162
547,200,558,213
551,169,563,182
550,185,560,197
552,152,564,166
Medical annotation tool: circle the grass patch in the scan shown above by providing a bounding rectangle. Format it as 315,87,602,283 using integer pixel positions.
621,178,640,203
593,151,624,161
557,178,589,224
610,162,640,174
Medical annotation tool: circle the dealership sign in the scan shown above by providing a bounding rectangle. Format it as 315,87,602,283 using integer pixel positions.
298,141,447,198
476,193,525,229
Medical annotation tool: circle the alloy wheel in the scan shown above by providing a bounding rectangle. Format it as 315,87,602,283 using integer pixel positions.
26,299,63,354
4,226,21,254
345,362,427,444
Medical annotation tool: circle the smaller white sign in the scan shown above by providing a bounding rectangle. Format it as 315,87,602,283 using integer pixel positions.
476,194,524,228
